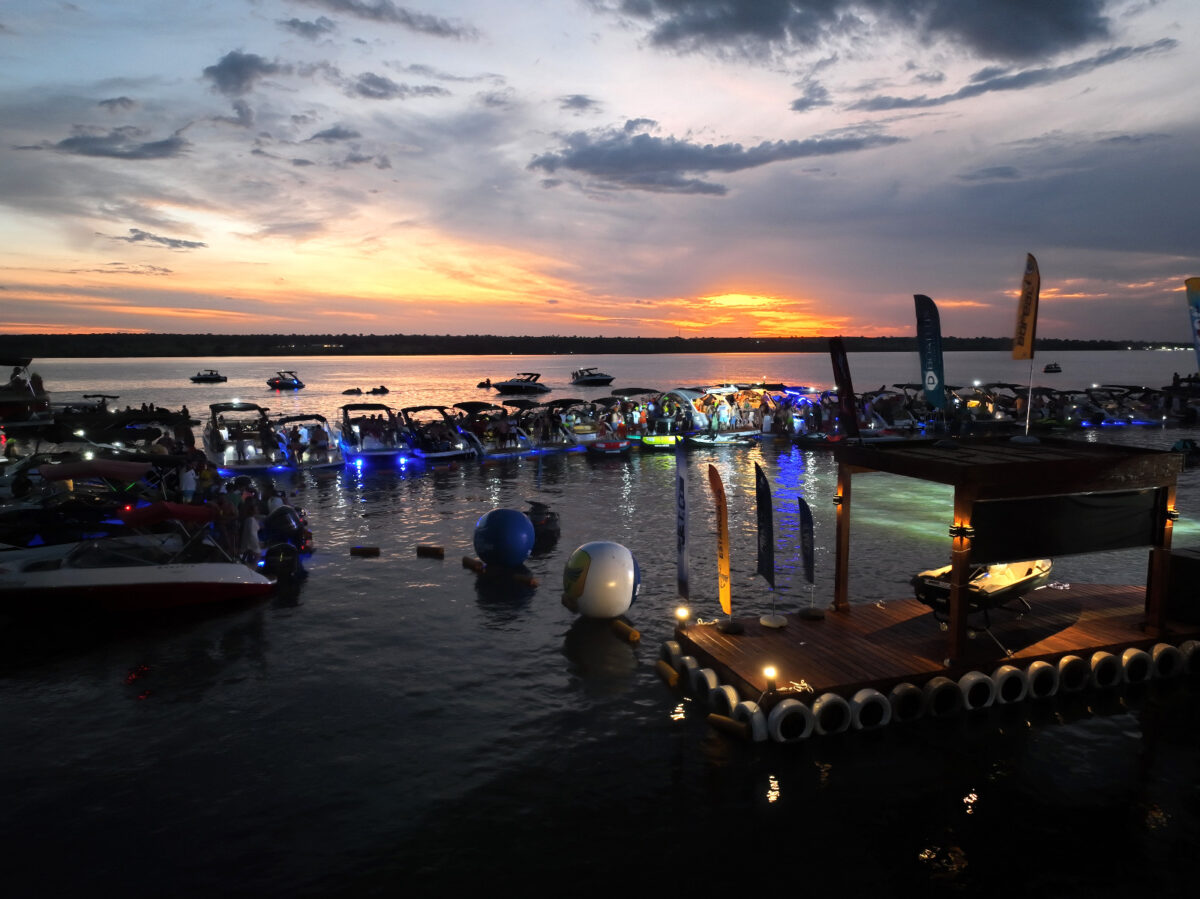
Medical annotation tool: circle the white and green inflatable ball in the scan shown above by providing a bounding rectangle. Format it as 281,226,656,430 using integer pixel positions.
562,541,640,619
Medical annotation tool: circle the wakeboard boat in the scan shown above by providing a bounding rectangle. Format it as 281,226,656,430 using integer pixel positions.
267,371,305,390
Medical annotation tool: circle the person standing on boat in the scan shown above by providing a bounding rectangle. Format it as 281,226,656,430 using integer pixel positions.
179,459,197,503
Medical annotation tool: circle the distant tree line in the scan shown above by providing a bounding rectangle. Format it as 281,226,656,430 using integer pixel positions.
0,333,1178,359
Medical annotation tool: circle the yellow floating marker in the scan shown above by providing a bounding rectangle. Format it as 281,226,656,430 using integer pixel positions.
705,713,750,741
655,659,679,688
350,546,380,557
416,544,445,559
611,619,641,644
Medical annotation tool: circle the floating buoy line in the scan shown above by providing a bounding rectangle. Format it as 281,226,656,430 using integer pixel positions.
658,637,1200,743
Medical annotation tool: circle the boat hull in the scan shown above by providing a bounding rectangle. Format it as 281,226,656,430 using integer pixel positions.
0,563,276,612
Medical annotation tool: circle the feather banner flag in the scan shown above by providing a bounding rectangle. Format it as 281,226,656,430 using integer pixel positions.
1186,278,1200,374
913,294,946,411
798,497,815,585
754,462,775,589
828,337,861,439
674,442,689,600
1013,253,1040,360
707,464,731,616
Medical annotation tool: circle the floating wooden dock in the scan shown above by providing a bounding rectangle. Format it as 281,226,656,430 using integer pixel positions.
660,437,1200,741
673,584,1199,702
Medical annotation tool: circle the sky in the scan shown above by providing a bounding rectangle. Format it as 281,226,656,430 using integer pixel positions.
1,0,1198,340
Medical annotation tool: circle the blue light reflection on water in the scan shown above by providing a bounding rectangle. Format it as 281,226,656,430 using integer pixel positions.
3,351,1200,896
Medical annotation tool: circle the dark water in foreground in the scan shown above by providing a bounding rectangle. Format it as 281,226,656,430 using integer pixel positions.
3,351,1200,897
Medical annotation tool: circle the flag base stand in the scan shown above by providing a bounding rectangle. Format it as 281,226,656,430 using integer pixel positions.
799,607,826,620
718,620,744,635
759,613,787,628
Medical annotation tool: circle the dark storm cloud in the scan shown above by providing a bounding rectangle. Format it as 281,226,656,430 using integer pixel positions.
790,81,832,112
528,122,904,194
279,16,336,39
850,38,1177,111
349,71,450,100
601,0,1114,62
203,50,293,96
23,126,189,160
306,125,361,141
559,94,601,113
98,96,136,112
110,228,207,250
291,0,480,39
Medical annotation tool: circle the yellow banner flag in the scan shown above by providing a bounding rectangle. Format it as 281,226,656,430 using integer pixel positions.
1013,253,1040,360
706,464,731,616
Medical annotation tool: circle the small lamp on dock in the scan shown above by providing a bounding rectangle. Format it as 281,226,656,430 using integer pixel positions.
675,606,690,631
764,666,777,692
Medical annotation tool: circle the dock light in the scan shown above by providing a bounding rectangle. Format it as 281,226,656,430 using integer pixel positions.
832,495,843,505
675,606,690,626
74,429,85,437
948,524,975,539
1167,509,1180,521
764,666,777,692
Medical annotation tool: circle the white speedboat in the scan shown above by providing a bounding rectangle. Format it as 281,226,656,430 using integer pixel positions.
202,402,280,473
453,401,536,459
398,406,476,461
489,373,552,395
570,367,614,386
336,403,408,464
272,413,343,471
0,526,276,612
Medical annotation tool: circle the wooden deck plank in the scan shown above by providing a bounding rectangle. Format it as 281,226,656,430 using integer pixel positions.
674,583,1200,707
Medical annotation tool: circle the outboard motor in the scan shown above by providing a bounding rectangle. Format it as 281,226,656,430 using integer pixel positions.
260,505,305,546
261,542,306,580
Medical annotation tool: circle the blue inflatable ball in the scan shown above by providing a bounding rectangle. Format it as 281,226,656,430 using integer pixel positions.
562,541,640,619
473,508,535,568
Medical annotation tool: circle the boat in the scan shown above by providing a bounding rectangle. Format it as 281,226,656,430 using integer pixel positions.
517,398,589,452
336,403,408,464
489,372,552,395
367,385,390,395
585,436,631,456
201,402,280,472
452,402,536,459
1043,362,1062,374
190,369,227,383
267,371,305,390
660,386,763,446
0,521,276,612
398,406,476,461
272,413,343,470
570,367,614,386
0,357,51,424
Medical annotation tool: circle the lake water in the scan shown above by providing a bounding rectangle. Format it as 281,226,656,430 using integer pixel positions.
3,350,1199,896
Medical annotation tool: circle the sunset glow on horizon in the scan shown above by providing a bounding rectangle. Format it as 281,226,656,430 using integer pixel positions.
1,1,1197,339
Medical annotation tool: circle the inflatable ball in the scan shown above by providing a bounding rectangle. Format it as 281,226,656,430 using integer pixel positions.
562,541,640,618
473,508,535,568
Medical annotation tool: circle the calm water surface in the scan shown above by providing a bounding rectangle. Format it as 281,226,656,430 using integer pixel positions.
3,351,1199,896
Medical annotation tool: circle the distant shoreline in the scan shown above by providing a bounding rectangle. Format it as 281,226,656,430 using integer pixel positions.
0,334,1185,359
